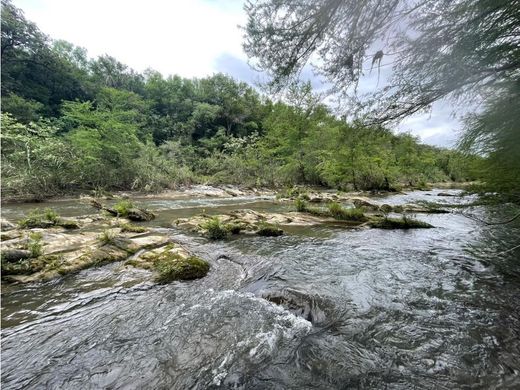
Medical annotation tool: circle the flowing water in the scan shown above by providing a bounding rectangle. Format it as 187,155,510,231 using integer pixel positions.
1,190,520,389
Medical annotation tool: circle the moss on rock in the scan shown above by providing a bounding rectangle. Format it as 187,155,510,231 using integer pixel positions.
153,252,210,283
256,222,284,237
369,216,434,229
120,223,148,233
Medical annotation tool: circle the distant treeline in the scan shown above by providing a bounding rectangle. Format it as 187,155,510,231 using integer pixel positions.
1,0,480,198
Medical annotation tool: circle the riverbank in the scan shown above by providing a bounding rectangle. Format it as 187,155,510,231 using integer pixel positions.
0,181,477,204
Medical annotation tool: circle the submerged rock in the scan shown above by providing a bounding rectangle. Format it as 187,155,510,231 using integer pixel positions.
261,288,327,324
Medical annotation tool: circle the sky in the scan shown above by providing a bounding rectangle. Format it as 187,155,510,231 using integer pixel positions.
14,0,461,147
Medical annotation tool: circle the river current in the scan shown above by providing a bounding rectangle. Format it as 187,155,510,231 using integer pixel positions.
1,190,519,389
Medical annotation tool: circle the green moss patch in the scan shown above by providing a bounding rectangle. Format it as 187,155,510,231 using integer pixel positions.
153,252,210,283
256,222,284,237
120,223,147,233
1,254,64,276
369,216,434,229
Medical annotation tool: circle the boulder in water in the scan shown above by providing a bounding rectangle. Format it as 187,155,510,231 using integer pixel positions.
126,208,156,222
154,251,210,283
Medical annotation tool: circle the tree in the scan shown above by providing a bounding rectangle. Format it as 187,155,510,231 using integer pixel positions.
1,0,91,115
244,0,520,198
1,113,74,196
244,0,519,121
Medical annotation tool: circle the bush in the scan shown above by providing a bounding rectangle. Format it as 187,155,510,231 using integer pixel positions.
201,217,229,240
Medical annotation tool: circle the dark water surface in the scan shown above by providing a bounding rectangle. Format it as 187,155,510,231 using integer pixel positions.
2,190,520,389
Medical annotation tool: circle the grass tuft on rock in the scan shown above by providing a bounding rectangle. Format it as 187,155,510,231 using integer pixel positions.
369,216,434,229
18,208,80,229
296,199,367,222
154,253,210,283
18,208,60,228
98,229,117,245
295,197,308,212
201,217,229,240
27,232,43,257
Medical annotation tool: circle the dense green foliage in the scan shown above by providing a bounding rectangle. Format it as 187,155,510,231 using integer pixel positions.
1,0,479,199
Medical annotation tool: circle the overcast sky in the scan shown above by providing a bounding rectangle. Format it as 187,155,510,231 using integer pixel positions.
15,0,461,147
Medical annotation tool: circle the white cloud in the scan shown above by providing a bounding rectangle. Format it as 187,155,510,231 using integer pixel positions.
15,0,246,78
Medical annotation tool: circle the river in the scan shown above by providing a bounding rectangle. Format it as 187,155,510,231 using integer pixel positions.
1,189,519,389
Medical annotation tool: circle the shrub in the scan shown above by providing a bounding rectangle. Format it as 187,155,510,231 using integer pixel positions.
201,217,229,240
